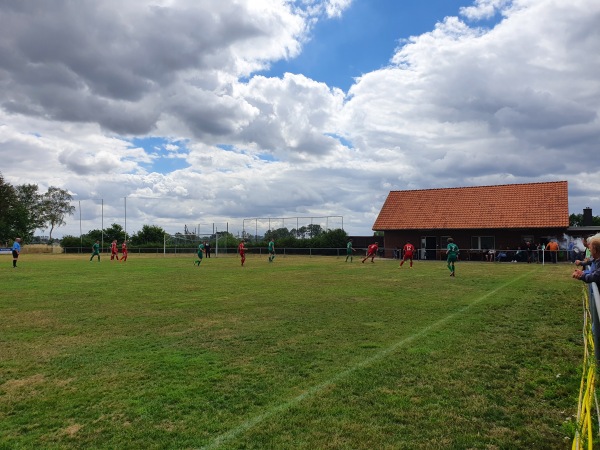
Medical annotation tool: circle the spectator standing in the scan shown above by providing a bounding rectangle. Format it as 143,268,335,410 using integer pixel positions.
546,240,559,263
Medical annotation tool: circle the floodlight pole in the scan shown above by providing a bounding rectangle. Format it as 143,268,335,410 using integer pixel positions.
79,200,82,253
123,196,127,240
124,196,127,240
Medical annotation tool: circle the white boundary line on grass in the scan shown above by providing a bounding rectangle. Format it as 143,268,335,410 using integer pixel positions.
200,269,535,449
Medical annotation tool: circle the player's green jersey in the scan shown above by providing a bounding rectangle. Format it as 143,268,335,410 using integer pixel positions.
92,243,100,253
347,241,353,254
447,243,459,258
268,241,275,252
197,244,205,257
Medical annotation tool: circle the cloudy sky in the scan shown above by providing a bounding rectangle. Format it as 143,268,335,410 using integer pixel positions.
1,0,599,239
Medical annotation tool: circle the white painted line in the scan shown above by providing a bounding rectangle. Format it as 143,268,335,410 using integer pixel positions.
200,270,535,449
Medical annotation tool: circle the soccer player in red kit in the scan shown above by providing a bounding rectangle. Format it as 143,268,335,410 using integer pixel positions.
110,240,119,261
362,241,379,263
400,241,415,268
238,239,248,266
120,240,128,262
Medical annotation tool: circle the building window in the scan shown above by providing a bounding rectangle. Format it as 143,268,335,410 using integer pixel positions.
471,236,495,250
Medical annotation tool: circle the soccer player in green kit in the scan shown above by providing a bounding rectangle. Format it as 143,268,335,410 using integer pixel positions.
90,240,100,262
194,242,205,266
268,239,275,262
345,239,356,262
446,237,459,277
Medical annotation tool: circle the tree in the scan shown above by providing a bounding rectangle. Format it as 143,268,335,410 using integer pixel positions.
15,184,45,232
103,223,125,243
0,174,18,242
265,227,293,241
313,228,348,248
42,187,75,241
130,225,167,245
293,226,308,238
307,224,323,238
570,213,600,227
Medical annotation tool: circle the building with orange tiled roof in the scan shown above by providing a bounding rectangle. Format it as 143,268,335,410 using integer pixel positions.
373,181,570,260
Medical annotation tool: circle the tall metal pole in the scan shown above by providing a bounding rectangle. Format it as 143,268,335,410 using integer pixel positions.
124,196,127,240
101,199,104,251
79,200,82,253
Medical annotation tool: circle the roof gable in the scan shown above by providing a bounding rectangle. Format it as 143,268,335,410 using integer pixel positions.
373,181,569,230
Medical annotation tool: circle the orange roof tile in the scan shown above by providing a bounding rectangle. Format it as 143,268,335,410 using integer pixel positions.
373,181,569,230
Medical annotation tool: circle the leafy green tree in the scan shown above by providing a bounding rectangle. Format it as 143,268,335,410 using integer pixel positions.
86,229,105,243
307,224,323,238
265,227,293,241
41,187,75,241
313,228,348,248
0,174,18,242
214,231,240,249
292,226,308,238
61,234,95,250
15,184,45,232
103,223,125,243
130,225,167,246
570,213,600,226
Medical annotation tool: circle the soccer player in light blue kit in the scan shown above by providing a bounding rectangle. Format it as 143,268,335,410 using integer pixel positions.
11,237,21,268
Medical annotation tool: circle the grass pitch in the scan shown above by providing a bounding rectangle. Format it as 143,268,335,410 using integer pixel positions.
0,253,585,449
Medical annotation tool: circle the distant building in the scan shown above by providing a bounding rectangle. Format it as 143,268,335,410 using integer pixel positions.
373,181,570,260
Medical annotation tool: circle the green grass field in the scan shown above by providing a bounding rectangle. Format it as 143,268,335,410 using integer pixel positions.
0,253,585,449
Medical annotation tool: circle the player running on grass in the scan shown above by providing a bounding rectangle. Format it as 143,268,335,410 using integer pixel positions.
268,239,276,262
194,242,205,266
90,240,100,262
446,237,459,277
238,239,248,266
362,241,379,263
400,241,415,268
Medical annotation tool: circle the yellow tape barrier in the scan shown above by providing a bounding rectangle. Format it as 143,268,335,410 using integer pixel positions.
572,288,596,450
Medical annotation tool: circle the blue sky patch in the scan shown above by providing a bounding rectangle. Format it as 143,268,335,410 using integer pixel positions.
131,136,190,173
326,133,354,149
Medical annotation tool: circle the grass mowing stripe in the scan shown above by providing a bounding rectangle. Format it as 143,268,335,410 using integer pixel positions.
201,267,538,449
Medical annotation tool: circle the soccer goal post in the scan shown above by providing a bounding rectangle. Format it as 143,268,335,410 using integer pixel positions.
163,233,206,255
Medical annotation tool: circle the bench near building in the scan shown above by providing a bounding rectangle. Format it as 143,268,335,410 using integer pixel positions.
372,181,573,261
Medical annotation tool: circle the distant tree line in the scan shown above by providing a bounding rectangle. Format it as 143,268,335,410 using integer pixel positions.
61,224,350,250
0,173,75,244
570,213,600,227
